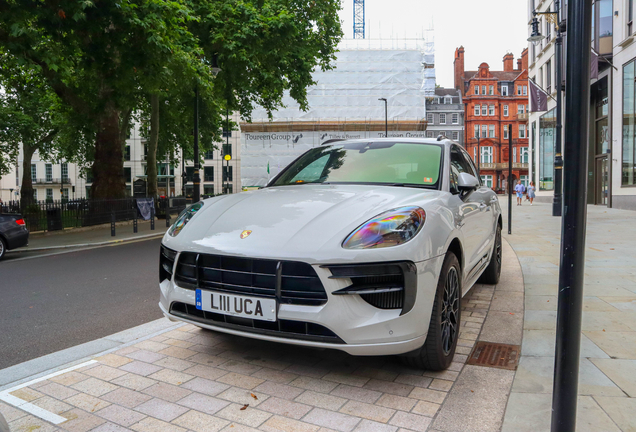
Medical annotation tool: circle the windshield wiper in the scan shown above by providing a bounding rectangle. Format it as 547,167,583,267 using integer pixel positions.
382,183,435,189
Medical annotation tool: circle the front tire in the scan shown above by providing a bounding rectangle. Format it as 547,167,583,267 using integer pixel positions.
401,252,461,370
0,237,6,260
478,224,502,285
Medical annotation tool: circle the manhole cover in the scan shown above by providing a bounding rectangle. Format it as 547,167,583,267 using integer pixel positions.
466,342,520,370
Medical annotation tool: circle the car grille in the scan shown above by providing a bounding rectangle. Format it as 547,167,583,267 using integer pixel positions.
169,301,344,344
160,246,177,282
174,252,327,306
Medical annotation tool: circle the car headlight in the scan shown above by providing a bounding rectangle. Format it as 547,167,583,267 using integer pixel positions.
343,206,426,249
168,202,204,237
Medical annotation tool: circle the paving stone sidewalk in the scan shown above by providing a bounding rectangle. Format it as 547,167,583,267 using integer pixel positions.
501,200,636,432
0,222,525,432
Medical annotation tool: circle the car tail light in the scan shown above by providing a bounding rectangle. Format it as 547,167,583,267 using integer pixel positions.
15,218,26,226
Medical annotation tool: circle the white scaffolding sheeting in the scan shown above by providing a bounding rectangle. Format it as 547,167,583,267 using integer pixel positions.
248,38,434,121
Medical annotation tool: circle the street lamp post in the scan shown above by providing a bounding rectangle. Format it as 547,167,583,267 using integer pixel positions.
528,3,564,216
378,98,388,137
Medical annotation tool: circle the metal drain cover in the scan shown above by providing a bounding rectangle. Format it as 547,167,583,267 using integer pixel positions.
466,342,520,370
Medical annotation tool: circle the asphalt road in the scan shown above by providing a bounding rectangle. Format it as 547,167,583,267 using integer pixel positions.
0,238,164,369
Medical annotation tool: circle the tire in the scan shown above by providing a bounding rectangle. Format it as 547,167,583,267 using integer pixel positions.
401,252,461,371
0,237,6,261
478,224,502,285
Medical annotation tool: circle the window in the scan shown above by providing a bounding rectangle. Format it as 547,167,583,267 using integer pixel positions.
520,147,529,164
62,188,69,199
623,60,636,185
225,184,233,194
124,146,130,161
481,175,493,188
546,60,552,94
124,167,132,183
502,85,508,96
452,113,459,124
504,125,510,139
222,144,232,157
427,131,434,138
474,125,479,138
185,167,194,182
223,166,233,182
475,85,480,95
489,125,495,138
523,85,528,95
86,168,93,183
489,85,494,95
452,131,459,140
427,113,434,124
518,104,525,114
520,175,529,187
488,105,495,116
61,163,68,181
482,85,486,95
445,97,452,104
481,105,487,116
481,146,493,163
45,163,52,182
546,7,552,41
481,125,487,138
473,146,477,162
519,124,527,138
474,105,481,116
46,188,53,202
517,85,522,96
629,0,634,36
222,128,231,138
204,166,214,182
504,105,509,116
204,185,215,196
450,146,478,194
204,150,214,159
33,189,38,200
513,147,517,163
31,164,37,181
439,113,446,124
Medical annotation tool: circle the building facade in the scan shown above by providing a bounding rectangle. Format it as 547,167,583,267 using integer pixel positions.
528,0,636,210
425,88,464,143
455,47,530,191
0,117,242,202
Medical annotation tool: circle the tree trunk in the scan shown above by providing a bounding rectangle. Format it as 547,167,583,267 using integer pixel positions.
91,103,126,199
147,94,160,201
20,142,36,208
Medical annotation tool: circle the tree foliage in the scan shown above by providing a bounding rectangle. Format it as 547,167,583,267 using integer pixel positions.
0,0,342,199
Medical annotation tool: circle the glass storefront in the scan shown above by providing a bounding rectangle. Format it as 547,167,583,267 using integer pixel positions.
623,59,636,186
539,108,556,190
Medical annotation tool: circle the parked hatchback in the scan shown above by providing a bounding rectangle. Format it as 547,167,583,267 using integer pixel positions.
0,213,29,259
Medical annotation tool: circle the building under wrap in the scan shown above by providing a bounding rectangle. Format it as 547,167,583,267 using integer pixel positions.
241,38,436,187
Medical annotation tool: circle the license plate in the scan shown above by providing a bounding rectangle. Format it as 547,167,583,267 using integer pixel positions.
195,290,277,322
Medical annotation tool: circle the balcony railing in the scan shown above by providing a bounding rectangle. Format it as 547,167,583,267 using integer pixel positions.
477,163,529,170
517,113,529,120
33,177,72,184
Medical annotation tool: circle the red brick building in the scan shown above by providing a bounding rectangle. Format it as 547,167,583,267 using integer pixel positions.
454,47,530,192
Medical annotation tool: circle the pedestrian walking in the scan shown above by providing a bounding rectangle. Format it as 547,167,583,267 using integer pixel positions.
514,180,525,206
527,181,536,205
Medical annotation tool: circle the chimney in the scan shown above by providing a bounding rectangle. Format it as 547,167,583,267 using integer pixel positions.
520,48,529,71
454,46,465,95
503,53,514,72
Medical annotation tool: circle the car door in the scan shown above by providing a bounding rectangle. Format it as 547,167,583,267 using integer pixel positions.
449,146,485,277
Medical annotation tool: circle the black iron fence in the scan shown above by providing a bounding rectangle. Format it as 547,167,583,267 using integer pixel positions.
1,197,187,233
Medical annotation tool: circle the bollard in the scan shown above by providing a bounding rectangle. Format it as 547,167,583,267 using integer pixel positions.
133,209,138,234
111,211,116,237
166,211,171,227
150,205,155,230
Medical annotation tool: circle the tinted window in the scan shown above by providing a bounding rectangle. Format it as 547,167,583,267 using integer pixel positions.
271,142,443,189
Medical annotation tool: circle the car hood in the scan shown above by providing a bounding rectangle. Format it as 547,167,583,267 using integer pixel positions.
165,185,444,261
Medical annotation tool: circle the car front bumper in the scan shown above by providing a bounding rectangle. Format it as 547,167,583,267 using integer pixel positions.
159,253,445,356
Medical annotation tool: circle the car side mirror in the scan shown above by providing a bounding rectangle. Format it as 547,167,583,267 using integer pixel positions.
457,173,479,192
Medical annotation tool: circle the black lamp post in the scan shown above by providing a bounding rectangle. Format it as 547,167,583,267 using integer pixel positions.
378,98,388,137
528,4,564,217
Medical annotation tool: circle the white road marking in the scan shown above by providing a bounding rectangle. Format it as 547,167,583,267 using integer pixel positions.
0,359,98,424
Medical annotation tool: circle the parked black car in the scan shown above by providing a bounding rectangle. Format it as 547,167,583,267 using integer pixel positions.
0,213,29,259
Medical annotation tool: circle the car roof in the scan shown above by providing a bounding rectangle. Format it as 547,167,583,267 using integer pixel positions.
321,137,458,147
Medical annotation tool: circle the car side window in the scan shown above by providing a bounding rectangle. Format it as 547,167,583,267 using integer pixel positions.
450,146,473,193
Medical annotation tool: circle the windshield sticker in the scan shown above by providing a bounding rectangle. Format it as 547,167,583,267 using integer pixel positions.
423,177,434,184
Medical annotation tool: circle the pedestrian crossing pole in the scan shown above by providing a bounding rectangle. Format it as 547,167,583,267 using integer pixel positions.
551,0,592,430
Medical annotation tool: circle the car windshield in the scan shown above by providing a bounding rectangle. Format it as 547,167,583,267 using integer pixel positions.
270,142,443,189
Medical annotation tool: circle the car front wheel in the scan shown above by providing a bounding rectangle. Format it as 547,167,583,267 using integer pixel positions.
0,237,6,260
478,224,502,285
401,251,461,370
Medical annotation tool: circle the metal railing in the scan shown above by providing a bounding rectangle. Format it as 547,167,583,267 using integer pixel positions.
1,197,188,233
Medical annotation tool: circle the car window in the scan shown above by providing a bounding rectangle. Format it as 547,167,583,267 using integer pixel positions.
271,142,443,189
450,146,476,193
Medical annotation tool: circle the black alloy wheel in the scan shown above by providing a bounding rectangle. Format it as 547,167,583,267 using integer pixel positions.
0,237,5,260
401,251,461,370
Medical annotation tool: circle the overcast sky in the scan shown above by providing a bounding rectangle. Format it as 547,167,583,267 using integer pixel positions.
338,0,529,88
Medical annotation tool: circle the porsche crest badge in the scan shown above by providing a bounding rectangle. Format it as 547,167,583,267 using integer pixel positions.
240,230,252,239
